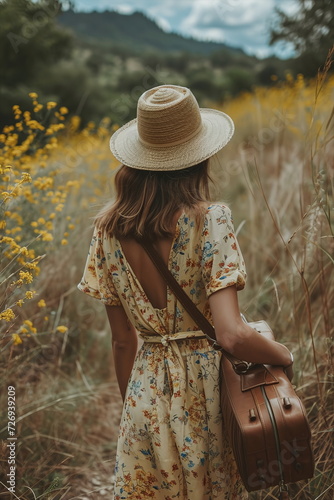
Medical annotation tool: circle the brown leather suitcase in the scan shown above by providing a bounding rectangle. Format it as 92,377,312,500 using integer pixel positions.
220,321,314,495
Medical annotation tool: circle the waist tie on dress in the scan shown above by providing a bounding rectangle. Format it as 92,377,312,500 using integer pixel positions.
138,331,213,399
139,330,208,346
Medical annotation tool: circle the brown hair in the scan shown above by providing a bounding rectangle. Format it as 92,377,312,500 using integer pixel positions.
95,159,211,239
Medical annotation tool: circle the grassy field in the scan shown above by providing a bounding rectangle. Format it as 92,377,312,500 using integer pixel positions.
0,68,333,499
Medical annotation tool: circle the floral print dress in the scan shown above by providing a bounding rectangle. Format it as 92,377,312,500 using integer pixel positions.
78,204,248,500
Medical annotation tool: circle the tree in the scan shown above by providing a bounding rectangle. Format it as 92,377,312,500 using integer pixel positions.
0,0,73,87
270,0,334,74
225,68,255,96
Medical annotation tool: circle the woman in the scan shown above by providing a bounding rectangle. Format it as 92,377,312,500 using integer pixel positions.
78,85,293,499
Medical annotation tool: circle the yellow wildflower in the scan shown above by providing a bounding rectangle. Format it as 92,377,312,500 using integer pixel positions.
21,172,32,183
34,104,43,113
61,239,68,245
24,262,39,272
38,299,46,308
41,232,53,242
23,320,37,334
46,101,57,110
59,106,69,115
33,177,54,190
1,191,13,201
26,120,45,131
16,299,24,307
28,92,38,99
56,326,68,333
25,291,36,299
12,334,23,345
3,125,14,133
19,271,34,284
0,308,15,322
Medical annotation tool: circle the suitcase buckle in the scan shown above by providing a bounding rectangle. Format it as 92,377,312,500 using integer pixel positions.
233,361,254,374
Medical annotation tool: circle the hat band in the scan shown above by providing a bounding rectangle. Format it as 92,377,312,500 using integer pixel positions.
138,122,203,149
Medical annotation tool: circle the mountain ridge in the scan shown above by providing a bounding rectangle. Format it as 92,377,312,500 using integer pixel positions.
57,9,246,56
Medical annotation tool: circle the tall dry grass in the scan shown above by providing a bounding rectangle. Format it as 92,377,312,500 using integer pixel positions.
0,99,121,499
1,61,333,499
216,56,334,500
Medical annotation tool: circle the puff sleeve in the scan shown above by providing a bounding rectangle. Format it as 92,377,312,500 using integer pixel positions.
201,205,246,296
77,227,121,306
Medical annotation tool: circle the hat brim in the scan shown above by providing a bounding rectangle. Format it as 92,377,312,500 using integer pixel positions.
110,109,234,171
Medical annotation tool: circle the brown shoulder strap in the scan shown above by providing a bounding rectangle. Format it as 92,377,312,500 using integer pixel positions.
139,238,253,372
139,238,216,341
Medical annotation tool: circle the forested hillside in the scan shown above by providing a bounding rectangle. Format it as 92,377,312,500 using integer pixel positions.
57,9,243,54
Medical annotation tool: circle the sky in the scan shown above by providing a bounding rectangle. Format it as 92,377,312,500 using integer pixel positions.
72,0,299,58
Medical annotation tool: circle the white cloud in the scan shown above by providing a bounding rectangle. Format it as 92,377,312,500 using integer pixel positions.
155,16,172,32
146,0,194,19
276,0,300,16
178,0,297,57
115,4,135,15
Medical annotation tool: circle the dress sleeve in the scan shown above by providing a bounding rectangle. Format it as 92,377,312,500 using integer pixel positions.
201,205,246,297
77,226,121,306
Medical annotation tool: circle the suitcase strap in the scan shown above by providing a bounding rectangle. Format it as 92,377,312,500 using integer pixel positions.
139,238,252,373
279,481,290,499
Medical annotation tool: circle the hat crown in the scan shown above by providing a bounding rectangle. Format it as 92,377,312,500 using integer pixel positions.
146,87,182,105
137,85,202,147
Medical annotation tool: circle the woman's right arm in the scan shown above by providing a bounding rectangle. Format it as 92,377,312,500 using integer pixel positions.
209,285,293,368
105,304,138,401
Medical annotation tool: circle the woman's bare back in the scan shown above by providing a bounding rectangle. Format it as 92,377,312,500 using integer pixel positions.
119,209,184,309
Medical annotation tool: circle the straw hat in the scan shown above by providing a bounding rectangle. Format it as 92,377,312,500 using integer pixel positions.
110,84,234,171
